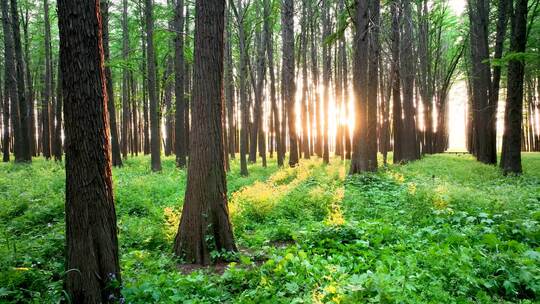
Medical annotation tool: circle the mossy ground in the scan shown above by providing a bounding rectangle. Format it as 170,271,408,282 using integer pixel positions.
0,153,539,303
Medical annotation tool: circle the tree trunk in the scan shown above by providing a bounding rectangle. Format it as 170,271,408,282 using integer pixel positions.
468,0,497,164
121,0,130,159
350,0,370,173
42,5,52,161
174,0,237,265
367,0,380,169
22,7,36,157
321,0,330,164
174,0,186,167
145,0,161,171
53,61,62,161
282,0,298,167
57,0,122,301
501,0,527,174
399,0,420,162
225,8,236,161
266,0,281,166
391,0,402,163
101,0,122,167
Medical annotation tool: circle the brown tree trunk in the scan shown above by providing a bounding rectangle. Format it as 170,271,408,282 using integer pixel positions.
121,0,130,159
145,0,161,171
501,0,527,174
1,0,14,162
57,0,122,301
399,0,420,162
11,0,31,162
468,0,497,164
367,0,380,169
300,0,310,160
350,0,370,173
282,0,298,167
266,0,282,166
225,10,236,161
174,0,187,167
321,0,330,164
22,7,36,157
53,61,62,161
174,0,237,265
391,0,402,163
102,0,122,167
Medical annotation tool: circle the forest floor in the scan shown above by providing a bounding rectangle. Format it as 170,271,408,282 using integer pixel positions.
1,153,539,303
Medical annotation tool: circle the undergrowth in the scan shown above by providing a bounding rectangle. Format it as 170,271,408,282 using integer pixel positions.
0,153,539,303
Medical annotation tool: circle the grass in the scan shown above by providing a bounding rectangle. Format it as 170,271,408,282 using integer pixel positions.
0,153,539,303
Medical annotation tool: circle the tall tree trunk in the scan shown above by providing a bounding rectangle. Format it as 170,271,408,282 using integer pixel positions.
225,8,236,161
350,0,370,173
11,0,30,162
145,0,161,171
367,0,380,169
53,61,62,160
266,0,282,166
501,0,527,174
300,0,310,160
399,0,420,162
22,7,36,157
121,0,130,159
2,0,21,161
57,0,122,301
391,0,402,163
174,0,186,167
282,0,297,167
174,0,236,265
43,0,53,160
321,0,330,164
2,68,9,162
310,1,322,158
102,0,122,167
468,0,497,164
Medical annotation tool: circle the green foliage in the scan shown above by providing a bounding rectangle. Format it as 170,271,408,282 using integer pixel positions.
1,154,540,303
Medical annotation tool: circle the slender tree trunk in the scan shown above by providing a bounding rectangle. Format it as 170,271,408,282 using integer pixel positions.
1,0,15,162
225,9,236,161
300,0,310,160
53,61,62,160
174,0,186,167
57,0,122,301
22,7,36,157
145,0,161,171
310,1,322,158
2,68,9,162
121,0,130,159
282,0,297,167
174,0,236,265
391,0,402,163
367,0,380,169
321,0,330,164
266,0,281,166
350,0,370,173
101,0,122,167
501,0,527,174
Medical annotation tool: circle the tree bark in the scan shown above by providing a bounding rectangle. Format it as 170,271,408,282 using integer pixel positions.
321,0,331,165
57,0,122,301
282,0,297,167
174,0,186,167
174,0,237,265
391,0,402,163
121,0,130,159
11,0,31,162
501,0,527,174
145,0,161,171
101,0,122,167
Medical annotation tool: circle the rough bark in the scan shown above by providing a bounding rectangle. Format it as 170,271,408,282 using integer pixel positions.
102,0,122,167
501,0,527,174
11,0,31,162
350,0,370,173
174,0,186,167
391,0,403,163
321,0,330,164
367,0,380,169
282,0,298,167
53,61,62,161
121,0,130,159
57,0,122,301
266,0,282,166
145,0,161,171
22,7,35,156
174,0,237,265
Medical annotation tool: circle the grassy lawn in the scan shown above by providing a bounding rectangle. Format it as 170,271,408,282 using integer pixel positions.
0,153,539,303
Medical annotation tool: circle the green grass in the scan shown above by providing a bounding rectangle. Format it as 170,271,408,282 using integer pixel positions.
0,153,539,303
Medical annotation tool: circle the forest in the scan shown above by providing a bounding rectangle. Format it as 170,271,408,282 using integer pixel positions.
0,0,540,302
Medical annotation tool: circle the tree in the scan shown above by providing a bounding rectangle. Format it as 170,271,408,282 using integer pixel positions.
43,0,52,160
282,0,298,167
350,0,370,173
501,0,528,174
174,0,237,265
174,0,187,168
321,0,331,165
467,0,497,164
102,0,123,167
266,0,282,166
11,0,31,162
1,0,14,163
122,0,130,159
57,0,122,301
399,0,420,162
145,0,161,171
